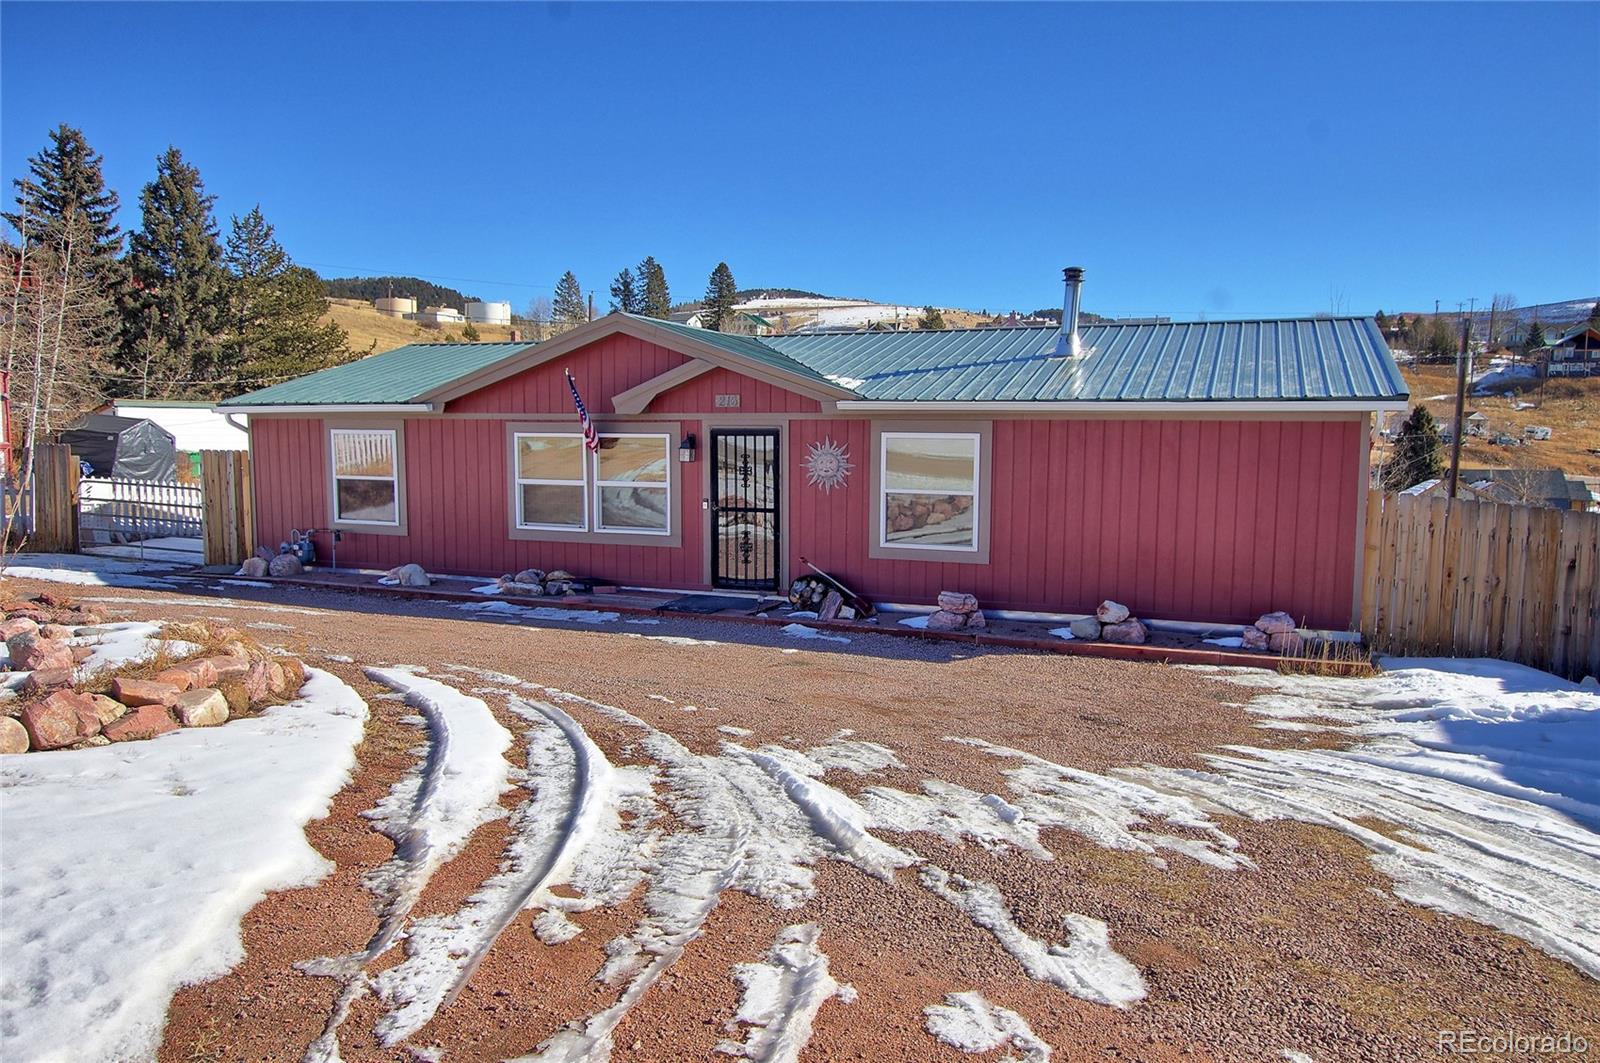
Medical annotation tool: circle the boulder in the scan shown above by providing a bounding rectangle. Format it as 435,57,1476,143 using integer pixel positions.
242,660,272,705
925,610,968,632
22,691,101,750
1269,631,1305,656
7,633,73,672
86,694,129,726
21,668,75,695
1069,617,1103,641
1095,600,1131,624
386,563,431,587
175,688,229,727
1240,626,1270,651
0,617,39,640
0,716,29,754
237,556,270,578
1254,611,1297,635
112,677,181,708
104,704,178,742
40,623,77,640
199,655,251,681
936,591,980,615
1101,619,1148,645
153,667,196,692
268,553,304,577
176,658,219,688
513,568,545,585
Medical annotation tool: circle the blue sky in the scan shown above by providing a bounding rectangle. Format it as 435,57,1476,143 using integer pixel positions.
3,2,1596,318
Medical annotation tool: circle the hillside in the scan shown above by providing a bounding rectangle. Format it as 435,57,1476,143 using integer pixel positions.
1401,362,1600,478
323,298,518,354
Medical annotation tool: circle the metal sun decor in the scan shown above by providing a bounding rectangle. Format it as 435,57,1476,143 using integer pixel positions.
803,437,853,493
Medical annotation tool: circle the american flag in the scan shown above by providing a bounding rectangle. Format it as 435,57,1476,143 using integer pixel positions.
565,369,599,451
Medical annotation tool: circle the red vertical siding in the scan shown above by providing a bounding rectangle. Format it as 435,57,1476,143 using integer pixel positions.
785,417,1361,629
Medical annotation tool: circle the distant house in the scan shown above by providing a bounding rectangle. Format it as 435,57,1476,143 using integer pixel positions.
217,268,1409,631
1546,322,1600,377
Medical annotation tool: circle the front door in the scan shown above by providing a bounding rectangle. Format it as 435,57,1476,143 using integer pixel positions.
710,428,780,592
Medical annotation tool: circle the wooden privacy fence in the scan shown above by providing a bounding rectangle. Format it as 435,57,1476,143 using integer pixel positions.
200,450,254,567
1361,489,1600,680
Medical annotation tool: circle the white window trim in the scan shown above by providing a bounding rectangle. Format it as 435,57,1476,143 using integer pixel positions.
513,431,588,531
330,427,400,527
593,432,672,536
878,431,981,553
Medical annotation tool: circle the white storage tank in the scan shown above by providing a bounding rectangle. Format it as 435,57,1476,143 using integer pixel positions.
374,296,417,318
465,300,512,325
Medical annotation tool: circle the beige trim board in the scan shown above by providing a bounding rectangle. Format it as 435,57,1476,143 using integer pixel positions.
612,360,715,414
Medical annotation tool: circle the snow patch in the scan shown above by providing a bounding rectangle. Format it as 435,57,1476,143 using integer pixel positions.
0,670,368,1063
924,991,1052,1061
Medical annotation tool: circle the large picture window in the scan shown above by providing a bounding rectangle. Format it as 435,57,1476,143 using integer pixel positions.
514,433,587,530
879,432,979,551
331,428,400,526
594,433,670,533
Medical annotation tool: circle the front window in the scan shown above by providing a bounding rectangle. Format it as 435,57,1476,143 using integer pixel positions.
331,428,399,525
594,433,670,533
514,433,587,530
880,432,979,550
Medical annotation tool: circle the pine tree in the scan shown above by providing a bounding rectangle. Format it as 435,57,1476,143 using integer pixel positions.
1383,406,1444,491
553,270,586,323
917,306,947,329
637,256,671,318
1523,318,1544,351
119,147,227,396
702,262,737,331
609,267,639,314
219,205,347,391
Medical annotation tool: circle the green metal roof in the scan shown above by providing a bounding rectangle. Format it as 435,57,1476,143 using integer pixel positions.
222,314,1406,409
219,343,534,407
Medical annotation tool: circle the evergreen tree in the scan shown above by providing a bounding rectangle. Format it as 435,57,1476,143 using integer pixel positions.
219,205,347,391
702,262,737,331
609,267,639,314
553,270,586,323
119,147,227,396
1523,318,1544,351
1383,406,1444,491
5,125,126,346
637,255,671,318
917,306,947,329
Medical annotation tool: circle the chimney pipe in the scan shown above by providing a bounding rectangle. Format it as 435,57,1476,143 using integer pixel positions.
1059,266,1085,357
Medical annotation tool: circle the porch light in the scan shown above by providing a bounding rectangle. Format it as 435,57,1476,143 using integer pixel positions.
678,433,696,463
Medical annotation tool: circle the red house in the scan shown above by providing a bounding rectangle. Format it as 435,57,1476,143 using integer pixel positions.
219,271,1408,630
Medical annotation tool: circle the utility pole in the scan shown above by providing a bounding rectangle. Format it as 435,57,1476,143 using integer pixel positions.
1446,314,1470,499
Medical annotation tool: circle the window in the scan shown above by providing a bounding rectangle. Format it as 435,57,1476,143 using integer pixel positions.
514,433,587,530
330,428,399,526
594,433,670,533
879,432,979,551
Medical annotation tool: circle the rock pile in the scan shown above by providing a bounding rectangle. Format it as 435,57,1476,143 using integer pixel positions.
1,608,308,755
925,591,987,632
1246,611,1303,654
1068,601,1148,645
496,568,577,597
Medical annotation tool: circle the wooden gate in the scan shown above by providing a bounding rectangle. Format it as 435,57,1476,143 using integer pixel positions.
1361,489,1600,679
200,450,255,567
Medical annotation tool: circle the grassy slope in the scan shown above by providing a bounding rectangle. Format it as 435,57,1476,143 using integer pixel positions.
323,298,518,355
1401,361,1600,478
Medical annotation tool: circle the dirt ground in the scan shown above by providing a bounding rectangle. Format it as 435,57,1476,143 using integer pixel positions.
12,577,1596,1063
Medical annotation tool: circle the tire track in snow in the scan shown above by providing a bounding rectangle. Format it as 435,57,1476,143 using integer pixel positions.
299,669,514,1060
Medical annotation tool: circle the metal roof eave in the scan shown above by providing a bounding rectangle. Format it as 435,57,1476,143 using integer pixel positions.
834,398,1409,414
210,402,438,415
